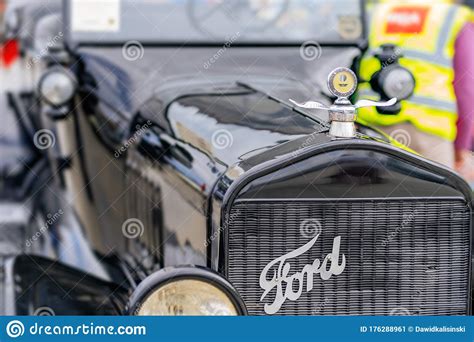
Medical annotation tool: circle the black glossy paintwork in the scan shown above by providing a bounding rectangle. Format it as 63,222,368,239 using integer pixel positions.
66,46,356,268
163,88,325,167
238,149,468,200
75,46,361,120
8,255,127,315
46,45,473,313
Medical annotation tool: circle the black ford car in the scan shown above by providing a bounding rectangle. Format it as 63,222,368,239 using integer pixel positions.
1,0,472,316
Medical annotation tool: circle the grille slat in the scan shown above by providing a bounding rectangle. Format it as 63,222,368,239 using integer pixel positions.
227,200,470,315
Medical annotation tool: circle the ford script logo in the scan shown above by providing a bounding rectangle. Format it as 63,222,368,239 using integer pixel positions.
259,235,346,314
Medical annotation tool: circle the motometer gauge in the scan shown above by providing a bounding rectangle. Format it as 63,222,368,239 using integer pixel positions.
290,67,397,138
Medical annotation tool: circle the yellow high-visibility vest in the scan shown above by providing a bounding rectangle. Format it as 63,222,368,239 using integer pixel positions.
358,3,472,141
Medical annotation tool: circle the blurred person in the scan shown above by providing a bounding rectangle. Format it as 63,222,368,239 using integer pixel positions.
359,0,474,176
454,13,474,182
458,0,474,185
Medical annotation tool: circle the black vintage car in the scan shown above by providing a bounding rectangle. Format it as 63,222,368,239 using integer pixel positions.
1,0,472,316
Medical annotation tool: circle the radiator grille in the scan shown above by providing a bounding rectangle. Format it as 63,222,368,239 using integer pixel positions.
226,200,471,315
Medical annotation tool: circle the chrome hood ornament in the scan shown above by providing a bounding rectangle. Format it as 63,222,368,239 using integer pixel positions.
290,67,397,138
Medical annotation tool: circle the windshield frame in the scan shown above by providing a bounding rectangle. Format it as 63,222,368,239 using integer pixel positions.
62,0,367,49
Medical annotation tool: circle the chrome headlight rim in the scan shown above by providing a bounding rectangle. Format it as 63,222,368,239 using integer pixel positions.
37,66,78,108
128,265,247,316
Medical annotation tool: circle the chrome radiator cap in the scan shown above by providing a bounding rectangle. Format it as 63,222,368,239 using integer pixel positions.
290,67,397,139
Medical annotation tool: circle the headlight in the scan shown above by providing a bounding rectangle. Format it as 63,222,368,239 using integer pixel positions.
129,266,247,316
38,67,77,107
137,279,237,315
368,44,416,115
381,66,415,100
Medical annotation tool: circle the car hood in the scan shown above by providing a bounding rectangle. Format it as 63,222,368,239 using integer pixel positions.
73,45,472,208
74,46,371,166
76,46,361,119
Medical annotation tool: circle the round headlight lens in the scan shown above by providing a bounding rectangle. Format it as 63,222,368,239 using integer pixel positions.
382,67,414,100
136,279,238,316
39,69,77,106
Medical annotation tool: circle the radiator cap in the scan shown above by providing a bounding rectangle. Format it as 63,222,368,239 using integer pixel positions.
290,67,397,139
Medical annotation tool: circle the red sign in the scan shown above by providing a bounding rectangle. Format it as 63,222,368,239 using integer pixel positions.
385,6,430,34
0,39,19,68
